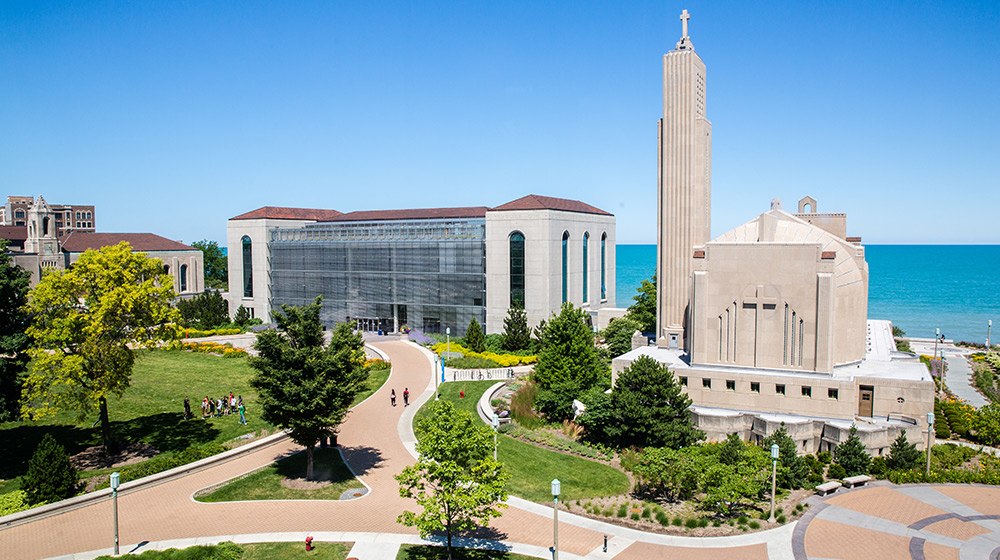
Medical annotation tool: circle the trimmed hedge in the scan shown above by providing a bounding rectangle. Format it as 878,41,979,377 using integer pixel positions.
96,442,227,489
431,341,536,367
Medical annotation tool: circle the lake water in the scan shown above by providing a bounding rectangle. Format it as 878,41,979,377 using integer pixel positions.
615,244,1000,344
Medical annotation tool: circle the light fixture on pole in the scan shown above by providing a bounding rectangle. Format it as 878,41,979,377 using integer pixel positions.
768,444,779,522
551,478,561,560
926,412,935,476
989,320,992,350
934,328,941,376
492,412,500,461
110,471,120,556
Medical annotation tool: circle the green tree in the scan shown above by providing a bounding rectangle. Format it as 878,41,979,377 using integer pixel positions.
602,316,642,358
464,317,485,353
534,380,580,422
501,305,530,351
763,426,809,489
23,433,78,505
233,305,253,328
717,432,745,465
192,239,228,290
22,243,181,454
580,355,702,449
626,272,656,334
249,297,369,479
632,446,706,501
0,239,32,422
885,430,921,471
834,424,871,477
701,445,769,515
533,304,602,391
177,290,230,329
397,400,509,560
973,404,1000,447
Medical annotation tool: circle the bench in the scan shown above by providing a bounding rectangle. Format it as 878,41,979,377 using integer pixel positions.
815,481,843,496
842,475,872,488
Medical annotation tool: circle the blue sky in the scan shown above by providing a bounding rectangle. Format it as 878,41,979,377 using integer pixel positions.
2,1,998,246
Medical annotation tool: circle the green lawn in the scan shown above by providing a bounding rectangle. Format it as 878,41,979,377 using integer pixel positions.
196,447,361,502
0,348,390,494
95,541,352,559
353,367,391,407
414,380,629,503
397,545,536,559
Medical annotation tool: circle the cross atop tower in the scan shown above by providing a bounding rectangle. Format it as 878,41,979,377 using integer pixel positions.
680,9,690,38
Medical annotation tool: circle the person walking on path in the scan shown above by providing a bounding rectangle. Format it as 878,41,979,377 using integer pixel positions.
403,388,409,407
238,401,247,425
390,389,396,407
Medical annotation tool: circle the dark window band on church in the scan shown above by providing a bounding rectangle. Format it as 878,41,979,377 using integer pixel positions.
510,231,525,308
242,235,253,298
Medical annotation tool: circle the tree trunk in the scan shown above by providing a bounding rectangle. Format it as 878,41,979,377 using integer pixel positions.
306,445,315,480
446,518,452,560
99,396,117,455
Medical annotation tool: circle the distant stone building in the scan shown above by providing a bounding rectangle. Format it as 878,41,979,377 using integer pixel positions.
1,195,96,236
227,195,616,335
0,196,202,295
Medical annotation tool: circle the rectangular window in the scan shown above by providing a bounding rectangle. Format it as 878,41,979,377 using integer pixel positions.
750,382,760,393
702,378,712,389
679,376,688,387
776,384,786,395
726,380,735,391
828,388,839,400
802,386,812,398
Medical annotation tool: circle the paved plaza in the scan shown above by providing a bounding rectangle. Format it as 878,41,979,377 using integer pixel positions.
3,340,1000,560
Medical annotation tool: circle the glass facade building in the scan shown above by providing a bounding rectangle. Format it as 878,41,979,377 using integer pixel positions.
269,218,486,335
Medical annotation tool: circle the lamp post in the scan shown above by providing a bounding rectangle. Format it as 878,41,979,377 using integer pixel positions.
492,412,500,461
989,320,992,350
926,412,935,476
434,356,440,401
768,444,779,523
551,479,561,560
110,471,120,556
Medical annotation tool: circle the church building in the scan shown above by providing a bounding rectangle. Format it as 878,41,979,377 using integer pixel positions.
614,11,934,456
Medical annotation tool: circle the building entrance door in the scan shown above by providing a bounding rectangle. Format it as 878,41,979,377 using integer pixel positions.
858,385,874,417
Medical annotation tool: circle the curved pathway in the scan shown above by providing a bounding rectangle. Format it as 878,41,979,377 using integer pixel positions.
6,340,1000,559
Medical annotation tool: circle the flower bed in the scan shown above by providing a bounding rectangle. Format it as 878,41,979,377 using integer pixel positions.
173,341,248,358
430,341,536,367
365,358,391,371
181,328,242,338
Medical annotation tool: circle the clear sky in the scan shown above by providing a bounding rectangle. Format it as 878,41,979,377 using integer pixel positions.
2,1,998,247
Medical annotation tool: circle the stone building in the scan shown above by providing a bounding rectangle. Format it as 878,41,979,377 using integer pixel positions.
227,195,616,335
1,195,96,236
612,11,934,456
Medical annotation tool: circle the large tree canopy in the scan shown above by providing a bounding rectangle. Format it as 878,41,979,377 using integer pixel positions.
0,239,32,422
626,272,656,334
533,303,603,391
177,290,230,329
23,242,181,454
397,400,508,560
249,296,369,479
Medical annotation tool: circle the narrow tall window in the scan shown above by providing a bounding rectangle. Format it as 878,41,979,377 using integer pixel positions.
582,232,589,303
509,232,525,307
561,231,569,303
242,235,253,298
180,264,188,292
600,233,607,301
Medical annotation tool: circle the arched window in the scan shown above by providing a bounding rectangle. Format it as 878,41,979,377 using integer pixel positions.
42,217,50,236
582,232,589,303
242,235,253,298
509,232,525,308
601,233,607,301
179,264,188,292
14,210,24,219
561,231,569,304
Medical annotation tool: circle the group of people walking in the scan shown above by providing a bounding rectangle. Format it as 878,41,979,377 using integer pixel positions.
390,387,409,407
187,393,247,424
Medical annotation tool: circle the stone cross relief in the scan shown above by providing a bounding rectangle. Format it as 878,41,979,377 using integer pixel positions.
680,9,690,38
743,284,778,368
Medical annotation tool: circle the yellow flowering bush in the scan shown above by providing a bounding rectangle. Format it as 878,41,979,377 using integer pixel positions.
177,341,248,358
365,358,391,371
431,342,536,367
181,328,242,338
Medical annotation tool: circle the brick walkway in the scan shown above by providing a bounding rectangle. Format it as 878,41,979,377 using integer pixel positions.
794,481,1000,559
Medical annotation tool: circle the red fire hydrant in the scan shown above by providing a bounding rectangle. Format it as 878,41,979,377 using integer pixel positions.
305,536,314,551
460,391,465,398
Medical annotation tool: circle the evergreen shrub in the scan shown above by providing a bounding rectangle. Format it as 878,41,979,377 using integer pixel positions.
23,434,77,505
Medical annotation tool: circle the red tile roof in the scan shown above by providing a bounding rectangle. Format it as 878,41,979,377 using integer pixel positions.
490,194,612,216
60,232,197,253
330,207,489,222
0,226,27,242
230,207,344,221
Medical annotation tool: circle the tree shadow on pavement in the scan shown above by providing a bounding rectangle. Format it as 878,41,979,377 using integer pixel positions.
337,445,384,477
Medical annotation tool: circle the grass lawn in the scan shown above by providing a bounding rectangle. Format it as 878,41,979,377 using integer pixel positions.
397,545,537,559
95,541,352,559
414,380,629,503
353,367,391,407
196,447,361,502
0,348,390,494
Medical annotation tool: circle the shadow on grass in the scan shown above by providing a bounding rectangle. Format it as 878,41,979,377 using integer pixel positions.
0,412,220,481
273,447,356,484
338,444,385,477
399,543,518,560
